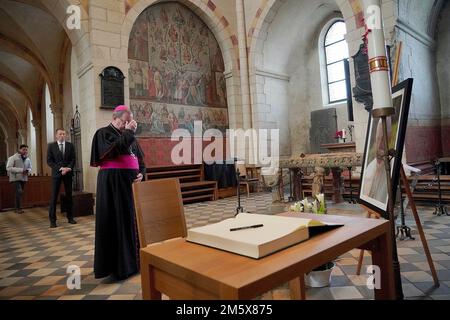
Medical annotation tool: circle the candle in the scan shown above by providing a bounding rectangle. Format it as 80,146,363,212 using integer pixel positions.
362,0,393,111
342,129,347,140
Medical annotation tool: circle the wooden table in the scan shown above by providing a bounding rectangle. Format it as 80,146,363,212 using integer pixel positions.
140,213,395,300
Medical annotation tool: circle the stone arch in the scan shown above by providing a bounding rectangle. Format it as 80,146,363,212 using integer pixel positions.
37,0,90,51
0,117,10,155
0,95,23,130
0,74,34,118
34,0,91,109
122,0,237,74
246,0,359,156
0,0,91,132
0,120,7,139
0,107,17,133
428,0,447,37
0,33,55,101
57,36,72,109
248,0,356,68
248,0,358,96
0,109,17,157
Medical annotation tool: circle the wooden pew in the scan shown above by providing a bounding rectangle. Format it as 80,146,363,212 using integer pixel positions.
146,164,218,204
0,175,55,211
299,172,450,204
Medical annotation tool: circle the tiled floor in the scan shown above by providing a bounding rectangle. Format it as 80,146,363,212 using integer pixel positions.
1,193,450,300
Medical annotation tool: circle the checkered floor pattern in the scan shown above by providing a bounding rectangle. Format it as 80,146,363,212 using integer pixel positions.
1,193,450,300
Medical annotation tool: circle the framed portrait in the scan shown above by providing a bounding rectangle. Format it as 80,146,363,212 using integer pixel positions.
358,78,414,218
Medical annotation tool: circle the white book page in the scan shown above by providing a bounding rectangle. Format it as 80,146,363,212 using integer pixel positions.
188,214,313,246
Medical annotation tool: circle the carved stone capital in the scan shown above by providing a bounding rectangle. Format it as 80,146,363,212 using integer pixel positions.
50,104,63,115
31,119,41,129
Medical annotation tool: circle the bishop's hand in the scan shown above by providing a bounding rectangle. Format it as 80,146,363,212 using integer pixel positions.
125,120,138,132
134,173,143,183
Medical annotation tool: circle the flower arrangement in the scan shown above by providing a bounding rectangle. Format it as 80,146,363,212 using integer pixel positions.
289,194,327,214
335,129,347,143
289,193,333,287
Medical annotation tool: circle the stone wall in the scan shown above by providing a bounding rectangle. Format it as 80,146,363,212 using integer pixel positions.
36,0,448,193
395,0,444,164
437,2,450,156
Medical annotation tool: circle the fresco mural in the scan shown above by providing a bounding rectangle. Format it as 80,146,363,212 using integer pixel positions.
128,2,229,137
130,100,229,137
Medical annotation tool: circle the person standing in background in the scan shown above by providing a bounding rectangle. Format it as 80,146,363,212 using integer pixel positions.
47,128,77,228
6,145,32,214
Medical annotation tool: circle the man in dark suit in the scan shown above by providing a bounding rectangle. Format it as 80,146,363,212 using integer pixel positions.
47,128,77,228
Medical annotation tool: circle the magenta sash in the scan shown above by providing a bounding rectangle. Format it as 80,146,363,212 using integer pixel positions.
100,155,139,170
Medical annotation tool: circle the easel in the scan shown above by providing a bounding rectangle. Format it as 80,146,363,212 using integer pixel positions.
356,41,439,288
396,178,414,240
357,166,439,287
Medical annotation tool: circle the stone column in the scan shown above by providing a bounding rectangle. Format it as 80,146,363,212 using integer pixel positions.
50,104,64,130
236,0,256,164
31,119,43,175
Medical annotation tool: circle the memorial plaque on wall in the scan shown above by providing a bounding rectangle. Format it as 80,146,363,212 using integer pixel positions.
352,44,373,112
310,108,338,154
100,67,125,108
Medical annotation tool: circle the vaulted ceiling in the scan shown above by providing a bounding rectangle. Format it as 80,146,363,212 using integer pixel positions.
0,0,70,137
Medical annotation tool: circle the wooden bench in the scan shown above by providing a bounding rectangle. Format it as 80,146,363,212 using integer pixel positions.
401,174,450,203
146,165,218,204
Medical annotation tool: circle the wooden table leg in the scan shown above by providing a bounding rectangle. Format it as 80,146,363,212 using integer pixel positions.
356,250,365,276
289,275,306,300
331,167,344,204
140,255,162,300
371,232,396,300
357,209,382,275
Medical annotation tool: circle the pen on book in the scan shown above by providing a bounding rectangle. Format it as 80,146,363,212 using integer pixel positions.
230,224,264,232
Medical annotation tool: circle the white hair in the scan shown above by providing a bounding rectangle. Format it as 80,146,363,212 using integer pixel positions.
112,110,130,119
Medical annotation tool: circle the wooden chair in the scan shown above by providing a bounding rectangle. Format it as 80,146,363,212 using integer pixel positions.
237,163,260,197
133,178,305,300
132,178,187,248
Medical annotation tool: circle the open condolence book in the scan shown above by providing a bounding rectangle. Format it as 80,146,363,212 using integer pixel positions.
186,213,343,259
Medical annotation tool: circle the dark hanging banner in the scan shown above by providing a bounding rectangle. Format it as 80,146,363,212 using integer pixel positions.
352,43,373,112
344,58,354,122
100,66,125,108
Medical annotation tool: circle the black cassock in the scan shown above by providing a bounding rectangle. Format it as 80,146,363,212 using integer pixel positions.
90,125,146,280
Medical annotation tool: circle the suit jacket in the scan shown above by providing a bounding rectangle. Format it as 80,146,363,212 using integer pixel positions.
47,141,76,178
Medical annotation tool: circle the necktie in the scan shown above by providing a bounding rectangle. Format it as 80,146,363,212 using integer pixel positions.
59,143,64,156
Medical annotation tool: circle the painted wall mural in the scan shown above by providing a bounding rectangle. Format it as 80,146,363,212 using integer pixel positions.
130,100,229,137
128,2,228,138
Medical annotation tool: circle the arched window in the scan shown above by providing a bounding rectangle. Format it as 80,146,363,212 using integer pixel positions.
323,20,349,104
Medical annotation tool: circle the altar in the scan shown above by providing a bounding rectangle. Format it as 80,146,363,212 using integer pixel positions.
280,151,363,203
